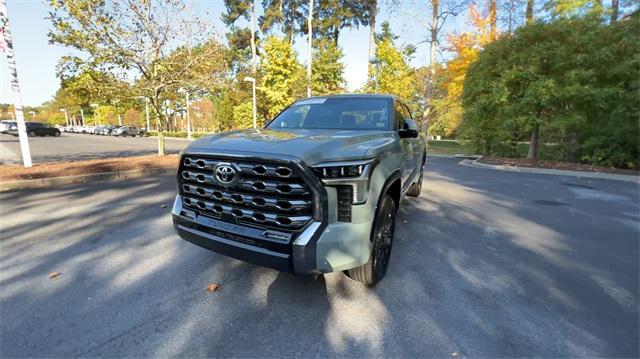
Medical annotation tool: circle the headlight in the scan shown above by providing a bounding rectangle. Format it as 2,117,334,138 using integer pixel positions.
312,159,378,204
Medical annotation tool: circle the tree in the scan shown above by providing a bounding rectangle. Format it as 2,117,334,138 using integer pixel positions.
311,39,345,95
314,0,369,43
389,0,469,132
366,0,378,79
432,4,493,137
365,32,414,102
190,99,218,132
123,108,142,126
545,0,603,18
526,0,534,23
49,0,226,155
233,102,255,129
489,0,497,38
93,105,118,126
461,15,639,168
223,0,258,74
260,36,304,118
260,0,305,43
226,26,254,74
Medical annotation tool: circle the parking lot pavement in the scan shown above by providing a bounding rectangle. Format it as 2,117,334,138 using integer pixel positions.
0,133,189,164
0,157,638,357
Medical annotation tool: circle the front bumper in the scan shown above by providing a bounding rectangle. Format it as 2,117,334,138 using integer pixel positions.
172,194,373,274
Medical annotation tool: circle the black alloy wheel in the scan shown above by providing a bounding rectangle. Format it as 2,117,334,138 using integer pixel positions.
346,194,396,286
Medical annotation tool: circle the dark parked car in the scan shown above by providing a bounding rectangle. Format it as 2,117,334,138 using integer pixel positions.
7,122,61,137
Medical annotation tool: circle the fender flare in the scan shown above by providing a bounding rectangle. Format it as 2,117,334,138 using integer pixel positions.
376,169,402,213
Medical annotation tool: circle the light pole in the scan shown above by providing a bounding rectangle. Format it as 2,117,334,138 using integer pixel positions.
369,57,379,93
178,88,192,140
1,0,32,167
137,96,150,131
90,103,99,125
244,77,257,129
80,108,85,126
60,108,68,127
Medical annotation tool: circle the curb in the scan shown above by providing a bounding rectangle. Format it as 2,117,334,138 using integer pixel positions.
427,153,456,158
459,157,640,183
148,136,194,141
0,167,177,192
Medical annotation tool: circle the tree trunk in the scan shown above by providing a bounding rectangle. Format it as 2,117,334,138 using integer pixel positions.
333,27,339,44
307,0,313,97
527,124,539,160
610,0,619,23
489,0,497,39
507,0,514,33
567,131,579,163
367,0,378,76
155,114,165,155
250,0,258,74
525,0,534,24
423,0,438,134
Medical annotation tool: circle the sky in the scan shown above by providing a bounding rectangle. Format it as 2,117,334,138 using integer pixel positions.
1,0,470,107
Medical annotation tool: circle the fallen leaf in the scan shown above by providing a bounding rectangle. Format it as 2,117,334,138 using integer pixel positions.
161,204,168,208
48,272,62,279
206,283,219,292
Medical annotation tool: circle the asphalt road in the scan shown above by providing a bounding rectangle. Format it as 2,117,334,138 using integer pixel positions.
0,133,189,164
1,157,638,357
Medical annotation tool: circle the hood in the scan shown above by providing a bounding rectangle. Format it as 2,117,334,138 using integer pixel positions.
185,128,397,165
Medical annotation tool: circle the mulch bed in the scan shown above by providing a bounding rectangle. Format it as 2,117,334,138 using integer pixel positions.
0,154,179,181
478,157,639,176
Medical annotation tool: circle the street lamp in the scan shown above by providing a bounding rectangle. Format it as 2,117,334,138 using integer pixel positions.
137,96,151,131
90,103,99,125
369,57,379,93
243,76,257,129
60,108,68,127
177,88,192,140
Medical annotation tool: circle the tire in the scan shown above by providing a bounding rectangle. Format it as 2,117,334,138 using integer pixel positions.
27,131,36,137
407,167,423,197
346,194,396,286
122,132,128,137
54,131,61,137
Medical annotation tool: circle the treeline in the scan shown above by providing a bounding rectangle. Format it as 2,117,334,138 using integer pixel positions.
462,14,639,169
34,0,429,137
8,0,638,167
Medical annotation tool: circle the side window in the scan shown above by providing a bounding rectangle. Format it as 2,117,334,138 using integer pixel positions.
394,101,405,130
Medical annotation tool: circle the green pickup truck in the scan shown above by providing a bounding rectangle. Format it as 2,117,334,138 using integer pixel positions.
172,94,426,285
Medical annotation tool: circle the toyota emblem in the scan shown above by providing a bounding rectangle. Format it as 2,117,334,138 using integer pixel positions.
214,163,237,185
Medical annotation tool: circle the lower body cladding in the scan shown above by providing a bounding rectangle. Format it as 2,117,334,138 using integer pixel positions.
171,187,374,274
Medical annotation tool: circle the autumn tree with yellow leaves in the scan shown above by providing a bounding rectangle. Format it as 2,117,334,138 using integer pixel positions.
430,5,495,137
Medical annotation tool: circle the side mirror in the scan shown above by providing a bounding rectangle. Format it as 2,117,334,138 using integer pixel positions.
399,128,418,138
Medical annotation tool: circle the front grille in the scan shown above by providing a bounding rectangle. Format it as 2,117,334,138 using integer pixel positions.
178,155,315,236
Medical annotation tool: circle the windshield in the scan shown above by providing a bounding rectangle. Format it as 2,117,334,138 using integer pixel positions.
267,97,390,131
